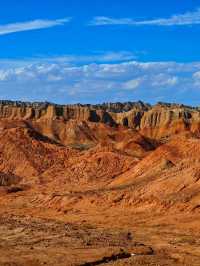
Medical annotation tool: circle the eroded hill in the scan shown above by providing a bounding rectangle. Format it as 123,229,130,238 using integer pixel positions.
0,100,200,265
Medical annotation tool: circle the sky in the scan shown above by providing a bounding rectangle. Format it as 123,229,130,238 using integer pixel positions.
0,0,200,105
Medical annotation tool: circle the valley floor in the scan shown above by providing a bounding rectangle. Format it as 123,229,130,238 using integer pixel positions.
1,190,200,266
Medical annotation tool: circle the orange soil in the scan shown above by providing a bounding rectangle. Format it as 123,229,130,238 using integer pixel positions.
0,119,200,265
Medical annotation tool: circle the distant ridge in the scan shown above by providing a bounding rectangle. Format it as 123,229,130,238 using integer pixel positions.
0,99,198,112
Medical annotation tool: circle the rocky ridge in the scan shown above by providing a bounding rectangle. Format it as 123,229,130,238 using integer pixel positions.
0,100,200,141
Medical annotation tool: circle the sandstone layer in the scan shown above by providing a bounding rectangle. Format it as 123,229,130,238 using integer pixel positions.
0,100,200,143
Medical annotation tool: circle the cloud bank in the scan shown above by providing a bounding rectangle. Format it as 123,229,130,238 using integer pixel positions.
0,58,200,105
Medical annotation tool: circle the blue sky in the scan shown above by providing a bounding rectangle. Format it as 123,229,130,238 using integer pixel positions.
0,0,200,105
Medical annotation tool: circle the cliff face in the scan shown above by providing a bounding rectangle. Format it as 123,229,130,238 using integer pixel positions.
139,106,197,139
0,100,200,141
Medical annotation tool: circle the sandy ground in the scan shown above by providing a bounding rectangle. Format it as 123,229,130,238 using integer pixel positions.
0,190,200,266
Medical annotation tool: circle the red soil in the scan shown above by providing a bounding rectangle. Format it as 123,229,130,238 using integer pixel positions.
0,117,200,265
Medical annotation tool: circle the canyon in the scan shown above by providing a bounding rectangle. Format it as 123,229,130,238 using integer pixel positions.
0,100,200,265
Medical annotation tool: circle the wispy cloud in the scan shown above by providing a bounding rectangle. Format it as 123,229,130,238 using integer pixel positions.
1,51,137,66
90,8,200,26
44,51,137,63
0,18,71,36
89,17,137,26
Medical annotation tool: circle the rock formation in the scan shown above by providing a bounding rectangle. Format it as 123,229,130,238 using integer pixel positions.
1,100,200,265
0,100,200,143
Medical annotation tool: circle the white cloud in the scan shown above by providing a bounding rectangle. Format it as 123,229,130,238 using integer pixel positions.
124,78,143,90
193,71,200,79
151,74,178,87
89,16,135,26
192,71,200,87
34,51,137,64
0,51,136,68
90,8,200,26
0,59,200,104
0,18,71,36
89,16,137,26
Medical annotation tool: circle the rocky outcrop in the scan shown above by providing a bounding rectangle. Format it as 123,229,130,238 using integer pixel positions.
139,106,199,139
1,100,200,140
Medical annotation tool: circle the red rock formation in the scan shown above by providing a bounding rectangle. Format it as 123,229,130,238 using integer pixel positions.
0,101,200,265
0,100,199,142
